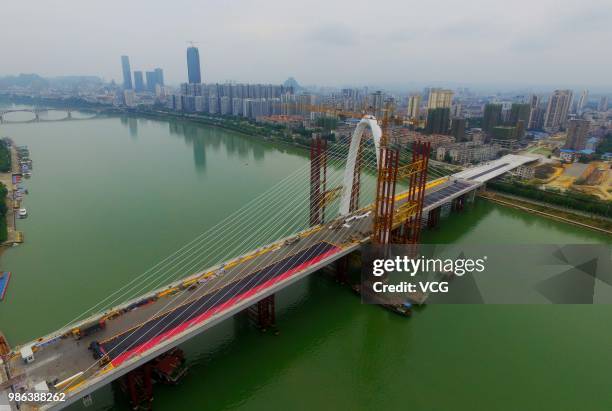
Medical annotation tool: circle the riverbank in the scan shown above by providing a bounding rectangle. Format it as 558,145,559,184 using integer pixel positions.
0,140,10,244
478,190,612,235
486,179,612,219
0,140,25,253
132,108,318,151
0,141,14,246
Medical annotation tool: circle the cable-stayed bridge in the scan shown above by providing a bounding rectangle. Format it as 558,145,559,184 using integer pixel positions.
0,116,534,410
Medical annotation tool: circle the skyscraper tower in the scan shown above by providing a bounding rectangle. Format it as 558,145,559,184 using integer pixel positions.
483,103,502,134
577,90,588,114
154,68,164,87
528,95,541,129
187,46,202,84
133,71,145,92
146,71,157,92
121,55,133,89
544,90,573,131
598,96,609,112
509,103,531,125
407,94,421,119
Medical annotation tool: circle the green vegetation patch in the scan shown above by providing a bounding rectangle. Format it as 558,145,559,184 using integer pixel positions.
488,179,612,218
596,132,612,155
0,140,11,173
0,183,8,242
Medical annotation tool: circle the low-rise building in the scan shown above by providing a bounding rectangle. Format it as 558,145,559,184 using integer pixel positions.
391,129,455,149
512,165,535,180
559,149,577,163
436,141,501,165
123,89,136,107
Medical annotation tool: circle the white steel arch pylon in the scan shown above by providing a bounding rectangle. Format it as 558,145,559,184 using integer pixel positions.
338,115,382,215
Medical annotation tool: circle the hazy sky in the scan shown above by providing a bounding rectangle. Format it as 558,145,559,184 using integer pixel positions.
3,0,611,88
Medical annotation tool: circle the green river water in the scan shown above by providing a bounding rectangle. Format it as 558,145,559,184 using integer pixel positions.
0,108,611,411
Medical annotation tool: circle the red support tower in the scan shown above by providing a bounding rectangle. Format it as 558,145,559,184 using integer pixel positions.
372,141,430,248
310,134,328,226
372,147,400,245
395,141,431,245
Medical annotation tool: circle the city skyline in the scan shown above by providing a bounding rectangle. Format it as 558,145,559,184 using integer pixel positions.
2,0,612,90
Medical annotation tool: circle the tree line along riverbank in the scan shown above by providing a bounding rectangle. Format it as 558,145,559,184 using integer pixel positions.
487,180,612,219
0,139,11,242
479,191,612,234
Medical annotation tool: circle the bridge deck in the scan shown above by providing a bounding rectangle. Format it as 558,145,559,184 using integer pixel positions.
452,154,536,183
100,242,339,366
7,217,371,410
2,155,533,410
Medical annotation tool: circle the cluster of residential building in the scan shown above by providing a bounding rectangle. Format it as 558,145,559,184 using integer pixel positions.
166,82,297,118
114,47,610,166
3,45,609,169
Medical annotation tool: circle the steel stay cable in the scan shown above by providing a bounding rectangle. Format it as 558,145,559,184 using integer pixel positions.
63,143,371,327
61,149,375,391
77,173,378,386
95,150,379,312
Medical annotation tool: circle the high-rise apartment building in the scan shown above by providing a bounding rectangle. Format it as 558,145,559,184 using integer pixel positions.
427,88,453,110
528,95,540,129
425,108,450,134
370,91,385,118
121,55,133,89
451,103,462,118
154,68,164,87
145,71,157,92
598,96,609,112
577,90,588,113
145,69,164,92
530,108,545,130
564,119,590,150
187,46,202,84
509,103,531,126
544,90,573,131
483,104,502,134
491,126,518,141
450,117,466,142
407,94,421,119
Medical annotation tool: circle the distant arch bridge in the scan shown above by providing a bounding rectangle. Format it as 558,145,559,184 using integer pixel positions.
0,107,101,123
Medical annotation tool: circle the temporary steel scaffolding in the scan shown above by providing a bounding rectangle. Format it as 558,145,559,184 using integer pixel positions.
372,147,400,245
372,128,430,247
309,134,342,226
393,141,431,245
